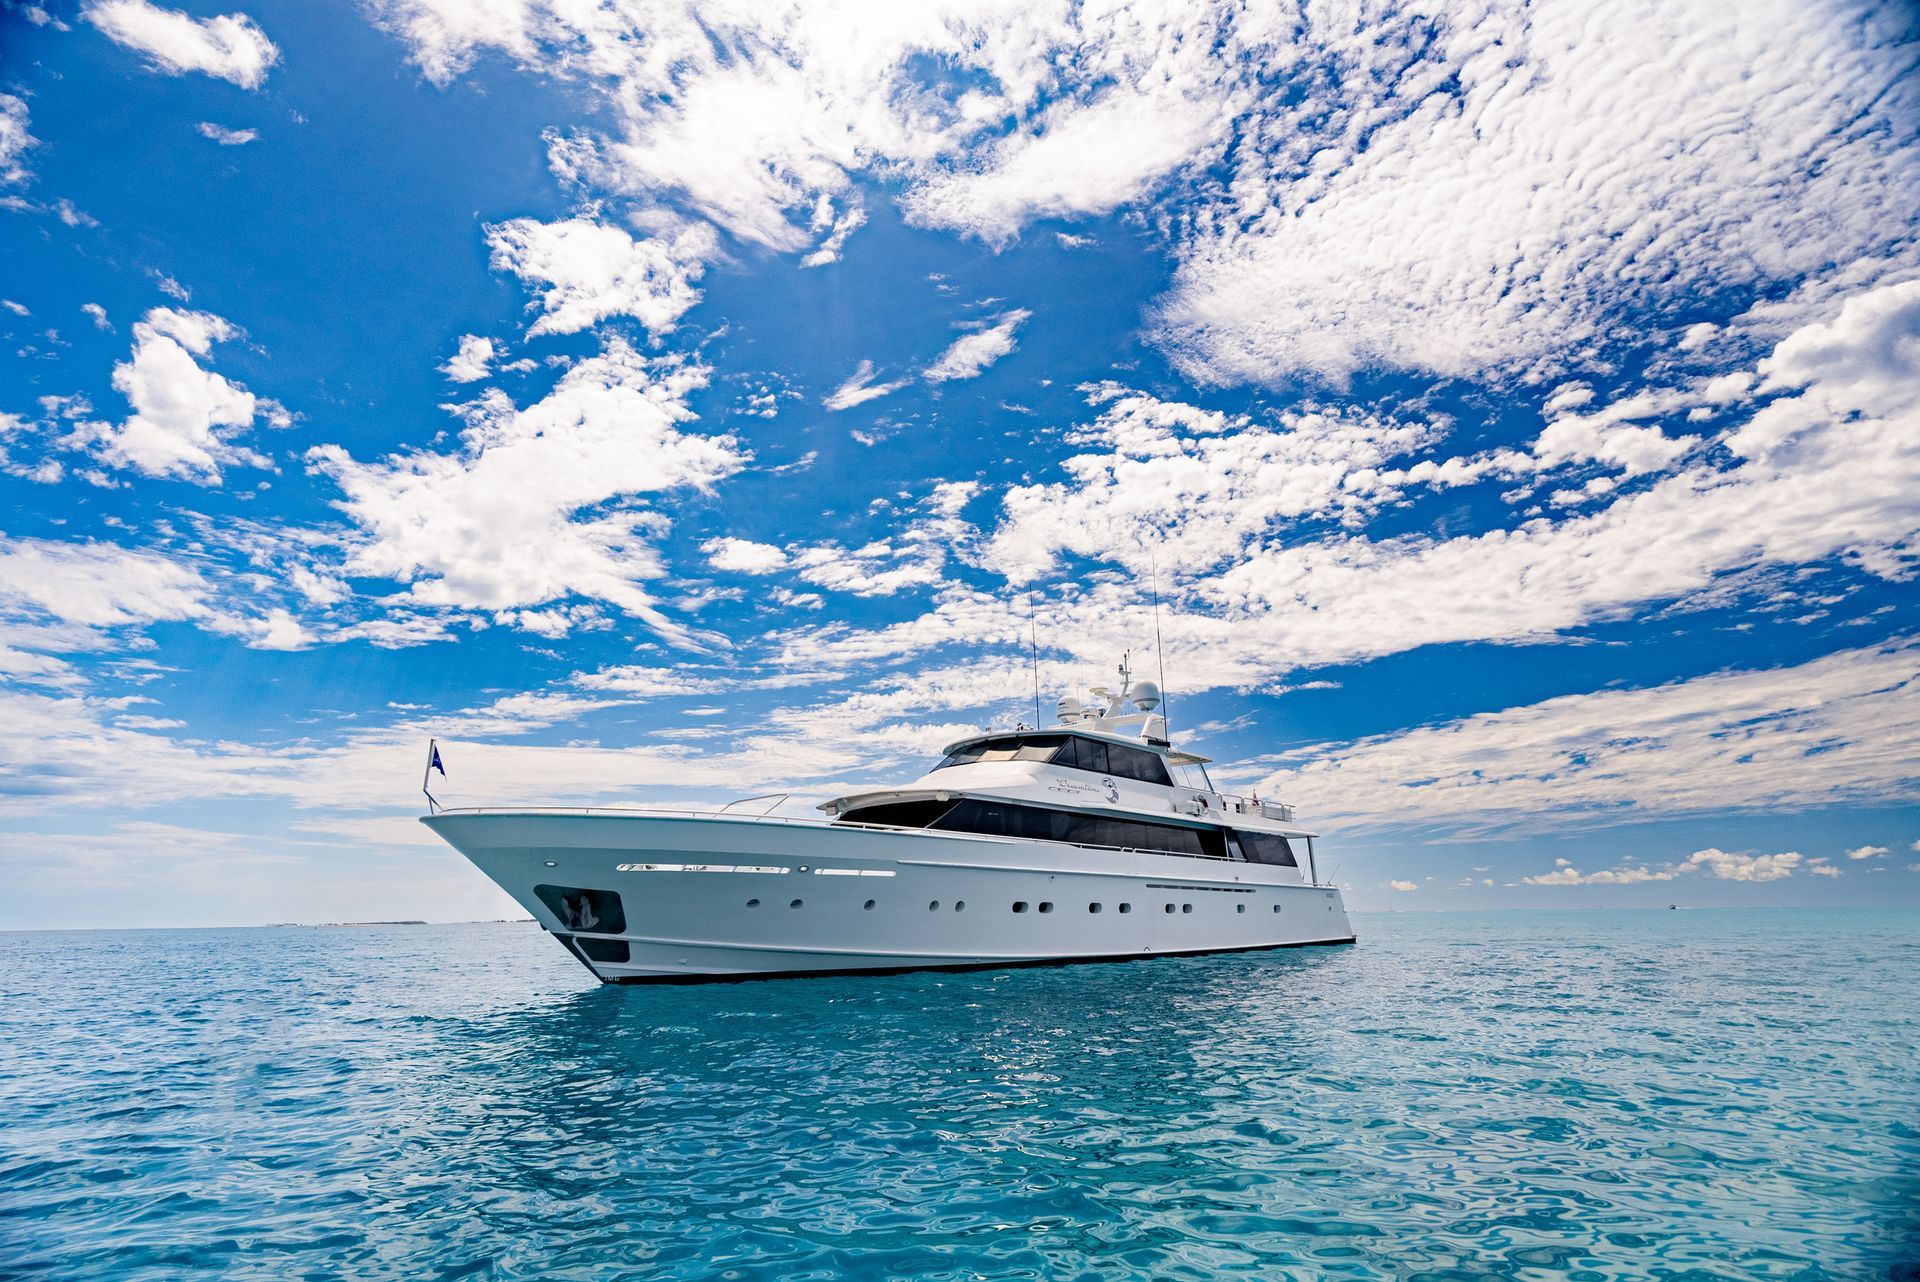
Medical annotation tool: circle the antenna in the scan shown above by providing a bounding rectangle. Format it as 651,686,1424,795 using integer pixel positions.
1029,611,1042,728
1150,551,1170,733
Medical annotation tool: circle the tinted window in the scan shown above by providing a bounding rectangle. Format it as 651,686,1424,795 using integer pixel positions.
1105,743,1173,785
1060,812,1204,856
930,800,1212,857
1014,735,1067,761
838,799,956,829
937,743,985,769
1237,831,1298,867
1063,736,1108,774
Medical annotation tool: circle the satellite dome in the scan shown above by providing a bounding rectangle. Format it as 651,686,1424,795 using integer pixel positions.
1130,680,1162,712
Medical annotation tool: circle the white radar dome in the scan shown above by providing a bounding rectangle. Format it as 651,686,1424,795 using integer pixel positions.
1130,680,1162,712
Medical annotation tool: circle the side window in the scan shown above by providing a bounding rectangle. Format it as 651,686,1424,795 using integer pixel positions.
1014,735,1066,761
1067,737,1109,775
1237,831,1298,867
839,799,957,829
1106,744,1174,785
1170,761,1215,790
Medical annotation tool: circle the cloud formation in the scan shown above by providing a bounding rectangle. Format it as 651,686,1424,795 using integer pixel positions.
1258,640,1919,838
1522,849,1808,886
485,216,714,337
0,94,33,185
86,308,269,482
309,338,744,644
1154,0,1920,384
195,122,256,145
823,360,908,412
86,0,280,89
439,334,495,383
924,309,1029,383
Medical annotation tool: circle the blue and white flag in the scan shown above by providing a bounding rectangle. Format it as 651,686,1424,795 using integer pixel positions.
429,744,446,776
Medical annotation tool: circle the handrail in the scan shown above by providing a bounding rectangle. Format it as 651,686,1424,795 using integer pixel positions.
425,805,1326,872
716,792,789,816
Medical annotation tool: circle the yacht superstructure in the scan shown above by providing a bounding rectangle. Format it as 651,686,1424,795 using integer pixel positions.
423,662,1353,983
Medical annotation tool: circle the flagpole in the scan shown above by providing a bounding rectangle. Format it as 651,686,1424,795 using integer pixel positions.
422,737,441,814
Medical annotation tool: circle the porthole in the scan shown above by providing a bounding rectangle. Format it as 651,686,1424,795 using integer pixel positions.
1089,903,1103,914
1182,904,1193,914
1236,904,1246,914
864,899,876,910
929,901,941,911
1013,901,1029,913
1038,901,1054,913
1164,904,1175,914
1119,903,1132,914
789,899,803,909
1273,904,1283,913
746,898,761,909
955,901,966,911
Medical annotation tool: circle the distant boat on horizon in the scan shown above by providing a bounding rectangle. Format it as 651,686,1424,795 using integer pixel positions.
422,657,1355,983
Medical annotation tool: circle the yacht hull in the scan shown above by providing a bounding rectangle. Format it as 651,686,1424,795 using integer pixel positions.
423,810,1355,983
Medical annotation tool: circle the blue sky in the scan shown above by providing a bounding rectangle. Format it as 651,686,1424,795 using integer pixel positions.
2,0,1917,928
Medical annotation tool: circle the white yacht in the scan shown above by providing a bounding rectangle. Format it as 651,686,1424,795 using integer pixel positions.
423,662,1354,983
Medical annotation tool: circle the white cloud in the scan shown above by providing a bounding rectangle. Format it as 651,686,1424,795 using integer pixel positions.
1845,844,1888,860
440,334,495,383
702,534,947,598
1681,849,1805,883
924,309,1029,383
904,79,1226,244
1385,879,1418,892
984,384,1444,584
799,193,866,268
1523,848,1805,886
1259,640,1919,838
195,121,257,145
0,94,34,185
0,535,211,630
363,0,1916,392
82,303,111,330
86,0,280,89
1809,862,1841,878
702,537,788,574
308,338,745,645
485,216,713,337
1155,0,1920,384
370,2,1251,256
963,279,1920,677
823,360,908,411
85,307,267,482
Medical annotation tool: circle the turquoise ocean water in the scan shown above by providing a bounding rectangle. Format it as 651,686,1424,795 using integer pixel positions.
2,910,1917,1280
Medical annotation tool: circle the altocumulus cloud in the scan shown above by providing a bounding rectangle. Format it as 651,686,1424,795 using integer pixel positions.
307,338,746,646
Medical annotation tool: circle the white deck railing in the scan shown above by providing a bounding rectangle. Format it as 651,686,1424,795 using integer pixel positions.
429,800,1317,875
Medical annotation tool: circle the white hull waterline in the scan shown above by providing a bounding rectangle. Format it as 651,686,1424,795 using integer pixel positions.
422,658,1354,983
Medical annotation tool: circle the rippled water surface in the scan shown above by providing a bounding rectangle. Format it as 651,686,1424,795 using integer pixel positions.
4,910,1918,1280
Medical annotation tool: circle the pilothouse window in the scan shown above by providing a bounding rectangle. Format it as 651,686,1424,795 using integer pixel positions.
937,733,1172,787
